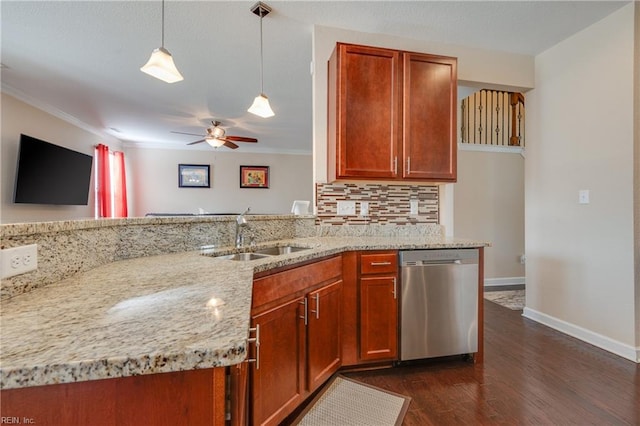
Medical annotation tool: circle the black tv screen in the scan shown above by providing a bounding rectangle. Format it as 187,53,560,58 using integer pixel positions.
14,134,94,205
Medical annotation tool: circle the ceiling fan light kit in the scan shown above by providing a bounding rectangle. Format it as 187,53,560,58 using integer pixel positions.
172,121,258,150
205,137,226,148
141,0,183,83
248,2,275,118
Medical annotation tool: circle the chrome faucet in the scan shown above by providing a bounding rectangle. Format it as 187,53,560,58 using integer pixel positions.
235,207,250,248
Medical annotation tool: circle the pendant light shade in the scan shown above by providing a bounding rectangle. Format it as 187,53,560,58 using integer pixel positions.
248,2,274,118
141,47,183,83
248,93,275,118
141,0,183,83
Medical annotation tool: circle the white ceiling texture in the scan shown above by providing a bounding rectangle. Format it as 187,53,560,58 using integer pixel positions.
1,1,629,154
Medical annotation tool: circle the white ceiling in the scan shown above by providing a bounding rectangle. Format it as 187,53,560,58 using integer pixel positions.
1,1,629,154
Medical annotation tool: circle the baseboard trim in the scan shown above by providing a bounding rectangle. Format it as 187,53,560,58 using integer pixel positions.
484,277,525,287
522,307,639,363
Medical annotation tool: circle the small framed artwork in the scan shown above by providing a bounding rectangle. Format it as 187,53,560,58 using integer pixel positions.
240,165,269,188
178,164,210,188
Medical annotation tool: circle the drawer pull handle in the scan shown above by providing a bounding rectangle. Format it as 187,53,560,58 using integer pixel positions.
370,261,392,266
246,325,260,370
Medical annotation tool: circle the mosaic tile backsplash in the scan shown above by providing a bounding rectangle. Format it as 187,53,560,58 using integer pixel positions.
316,183,439,225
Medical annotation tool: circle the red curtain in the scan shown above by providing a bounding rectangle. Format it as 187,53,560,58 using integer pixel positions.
112,151,128,217
95,144,128,218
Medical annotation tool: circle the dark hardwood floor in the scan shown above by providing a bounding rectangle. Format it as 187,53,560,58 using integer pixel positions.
342,300,640,425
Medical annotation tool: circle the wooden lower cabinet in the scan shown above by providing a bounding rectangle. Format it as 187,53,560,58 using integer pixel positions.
248,256,343,426
250,296,307,426
307,280,342,391
359,276,398,361
0,368,226,426
342,251,399,366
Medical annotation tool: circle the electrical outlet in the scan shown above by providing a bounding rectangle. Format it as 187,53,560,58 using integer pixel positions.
336,200,356,216
1,244,38,279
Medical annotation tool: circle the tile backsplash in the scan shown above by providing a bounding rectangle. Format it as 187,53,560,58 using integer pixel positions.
316,183,439,225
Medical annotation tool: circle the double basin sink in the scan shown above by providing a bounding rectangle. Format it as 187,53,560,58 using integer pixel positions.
207,245,311,261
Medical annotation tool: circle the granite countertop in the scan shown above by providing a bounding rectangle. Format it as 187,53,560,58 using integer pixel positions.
0,235,487,390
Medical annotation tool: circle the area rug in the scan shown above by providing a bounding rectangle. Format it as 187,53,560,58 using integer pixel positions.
484,290,525,310
293,375,411,426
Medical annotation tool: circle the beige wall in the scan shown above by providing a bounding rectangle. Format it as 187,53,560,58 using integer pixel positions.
125,147,312,217
1,93,121,223
455,149,524,281
525,4,637,361
1,93,313,222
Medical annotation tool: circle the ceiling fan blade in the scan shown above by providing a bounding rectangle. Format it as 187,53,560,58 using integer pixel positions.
223,141,239,149
225,136,258,143
187,139,206,145
171,131,205,137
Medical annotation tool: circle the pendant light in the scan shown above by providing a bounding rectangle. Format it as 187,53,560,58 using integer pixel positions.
141,0,183,83
248,2,275,118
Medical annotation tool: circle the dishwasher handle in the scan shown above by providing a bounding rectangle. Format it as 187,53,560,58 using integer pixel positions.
402,259,467,266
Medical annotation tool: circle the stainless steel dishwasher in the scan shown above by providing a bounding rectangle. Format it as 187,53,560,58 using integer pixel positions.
399,249,479,361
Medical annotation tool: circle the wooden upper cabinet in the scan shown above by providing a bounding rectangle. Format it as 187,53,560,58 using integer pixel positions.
328,42,457,182
403,53,457,180
330,43,401,180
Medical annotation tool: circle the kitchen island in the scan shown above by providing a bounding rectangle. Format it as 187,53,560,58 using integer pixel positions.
1,226,487,424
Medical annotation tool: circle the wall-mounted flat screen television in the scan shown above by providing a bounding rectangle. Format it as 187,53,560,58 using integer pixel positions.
14,134,94,205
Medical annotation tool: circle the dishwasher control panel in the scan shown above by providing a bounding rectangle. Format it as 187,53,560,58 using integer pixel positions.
400,248,478,266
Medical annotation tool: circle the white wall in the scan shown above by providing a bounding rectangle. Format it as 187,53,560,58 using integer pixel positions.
455,149,524,281
125,147,312,216
525,4,637,361
1,93,122,223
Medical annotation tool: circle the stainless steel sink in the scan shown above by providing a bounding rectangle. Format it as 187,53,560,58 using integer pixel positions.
216,252,271,261
205,244,312,261
252,245,311,256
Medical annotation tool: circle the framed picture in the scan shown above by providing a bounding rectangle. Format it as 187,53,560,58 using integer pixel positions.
178,164,210,188
240,165,269,188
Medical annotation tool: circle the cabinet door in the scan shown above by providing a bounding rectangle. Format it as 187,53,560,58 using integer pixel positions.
359,276,398,361
307,280,342,392
402,52,457,181
334,43,401,179
251,296,306,426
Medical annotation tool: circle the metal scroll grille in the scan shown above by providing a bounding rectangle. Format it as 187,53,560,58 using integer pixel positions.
460,89,525,147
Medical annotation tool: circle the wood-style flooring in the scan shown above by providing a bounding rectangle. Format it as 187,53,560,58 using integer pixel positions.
342,300,640,425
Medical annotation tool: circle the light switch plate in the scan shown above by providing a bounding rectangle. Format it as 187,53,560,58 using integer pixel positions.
579,189,590,204
359,201,369,216
337,200,356,216
410,199,419,215
1,244,38,279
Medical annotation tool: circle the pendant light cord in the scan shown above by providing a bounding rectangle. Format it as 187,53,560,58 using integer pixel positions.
161,0,165,48
259,11,264,94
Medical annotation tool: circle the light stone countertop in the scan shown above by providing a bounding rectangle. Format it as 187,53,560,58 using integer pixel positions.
0,235,487,390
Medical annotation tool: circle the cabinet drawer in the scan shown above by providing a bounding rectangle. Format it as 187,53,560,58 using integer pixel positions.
253,255,342,309
360,252,397,275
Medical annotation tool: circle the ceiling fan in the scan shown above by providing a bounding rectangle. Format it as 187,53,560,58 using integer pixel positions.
172,121,258,149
